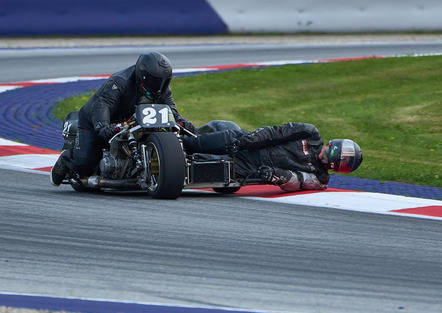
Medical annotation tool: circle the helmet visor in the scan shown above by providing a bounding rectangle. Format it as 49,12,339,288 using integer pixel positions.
143,73,171,95
337,139,356,173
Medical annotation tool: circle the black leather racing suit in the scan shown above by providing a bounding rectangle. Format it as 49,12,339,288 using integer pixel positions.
62,65,194,177
183,122,329,191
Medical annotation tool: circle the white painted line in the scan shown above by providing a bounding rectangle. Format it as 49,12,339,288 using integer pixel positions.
0,154,58,168
250,191,442,220
0,86,20,92
0,138,27,145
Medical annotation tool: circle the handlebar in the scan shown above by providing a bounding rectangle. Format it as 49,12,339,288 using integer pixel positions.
177,124,197,137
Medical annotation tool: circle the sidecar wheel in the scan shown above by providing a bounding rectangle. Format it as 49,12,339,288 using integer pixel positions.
143,132,186,199
212,187,241,194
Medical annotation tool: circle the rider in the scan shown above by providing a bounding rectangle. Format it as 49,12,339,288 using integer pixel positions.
182,122,363,191
50,52,195,186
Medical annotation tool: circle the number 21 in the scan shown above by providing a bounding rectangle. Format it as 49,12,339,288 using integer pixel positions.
142,107,169,124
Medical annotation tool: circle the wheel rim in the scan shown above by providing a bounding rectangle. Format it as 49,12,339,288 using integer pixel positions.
146,142,160,192
141,132,185,199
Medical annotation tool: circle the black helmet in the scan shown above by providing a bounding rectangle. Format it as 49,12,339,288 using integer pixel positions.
323,139,363,173
135,52,172,100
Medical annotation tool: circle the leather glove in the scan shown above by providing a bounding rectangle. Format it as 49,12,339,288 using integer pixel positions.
95,122,118,141
225,138,240,156
258,166,292,185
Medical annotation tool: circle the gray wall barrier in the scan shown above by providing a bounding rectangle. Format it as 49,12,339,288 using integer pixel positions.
1,0,441,36
207,0,442,33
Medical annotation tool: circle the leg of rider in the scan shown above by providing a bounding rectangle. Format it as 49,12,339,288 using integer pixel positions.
233,151,295,187
182,129,247,155
62,126,105,177
231,150,261,179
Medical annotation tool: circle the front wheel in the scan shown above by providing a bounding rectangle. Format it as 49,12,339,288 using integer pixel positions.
142,132,186,199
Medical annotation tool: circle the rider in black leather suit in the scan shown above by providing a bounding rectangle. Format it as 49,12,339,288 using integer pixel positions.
50,52,194,186
182,122,363,191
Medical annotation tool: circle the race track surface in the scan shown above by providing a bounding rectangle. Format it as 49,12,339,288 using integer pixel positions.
1,167,442,313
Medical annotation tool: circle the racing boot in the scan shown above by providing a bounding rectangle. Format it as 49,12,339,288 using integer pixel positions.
50,150,69,186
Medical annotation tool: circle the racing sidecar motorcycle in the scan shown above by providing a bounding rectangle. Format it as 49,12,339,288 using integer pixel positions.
60,104,261,199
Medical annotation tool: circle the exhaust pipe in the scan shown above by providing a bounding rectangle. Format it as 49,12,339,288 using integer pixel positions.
79,176,141,190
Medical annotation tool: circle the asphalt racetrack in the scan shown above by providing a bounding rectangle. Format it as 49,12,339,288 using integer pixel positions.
0,36,441,313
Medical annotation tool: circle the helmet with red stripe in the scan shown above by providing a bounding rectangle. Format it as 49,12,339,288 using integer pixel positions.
322,139,363,173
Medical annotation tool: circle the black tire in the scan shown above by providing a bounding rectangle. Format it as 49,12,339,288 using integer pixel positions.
71,182,85,192
212,187,241,194
143,132,186,199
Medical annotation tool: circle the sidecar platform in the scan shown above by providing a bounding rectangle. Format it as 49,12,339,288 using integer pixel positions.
184,153,240,189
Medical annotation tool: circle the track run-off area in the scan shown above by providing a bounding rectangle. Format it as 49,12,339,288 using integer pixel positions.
1,59,441,220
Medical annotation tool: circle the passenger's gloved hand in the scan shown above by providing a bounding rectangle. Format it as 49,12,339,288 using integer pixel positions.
94,122,118,141
225,138,240,156
258,166,292,185
178,120,196,134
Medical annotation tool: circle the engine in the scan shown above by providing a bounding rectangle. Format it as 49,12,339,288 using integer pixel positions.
99,137,131,179
99,150,127,179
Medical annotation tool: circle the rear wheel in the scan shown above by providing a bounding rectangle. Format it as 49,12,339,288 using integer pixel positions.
143,132,186,199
